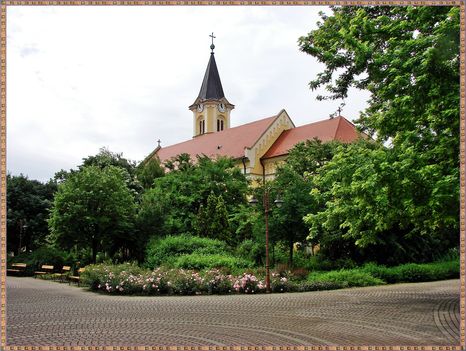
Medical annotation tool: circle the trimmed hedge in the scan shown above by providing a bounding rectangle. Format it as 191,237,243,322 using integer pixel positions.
145,235,228,268
361,261,459,284
308,270,385,287
173,253,253,270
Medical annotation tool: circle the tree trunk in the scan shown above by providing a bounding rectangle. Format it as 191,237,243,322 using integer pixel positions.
91,238,97,264
288,238,294,267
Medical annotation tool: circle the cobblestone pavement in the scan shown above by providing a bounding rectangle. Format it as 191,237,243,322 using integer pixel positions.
6,277,460,347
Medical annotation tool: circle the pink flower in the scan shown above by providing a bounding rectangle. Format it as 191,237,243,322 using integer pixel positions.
233,281,240,291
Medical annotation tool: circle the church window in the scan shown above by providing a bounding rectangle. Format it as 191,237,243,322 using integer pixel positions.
199,119,205,134
217,119,224,131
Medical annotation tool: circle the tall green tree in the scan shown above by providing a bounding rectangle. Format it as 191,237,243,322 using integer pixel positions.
298,6,459,147
270,139,340,266
305,140,458,265
195,193,230,242
7,174,57,254
81,147,143,198
299,5,459,170
299,6,460,262
136,158,165,190
48,165,136,263
138,155,248,240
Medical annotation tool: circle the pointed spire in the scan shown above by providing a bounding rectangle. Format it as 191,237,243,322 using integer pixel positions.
197,33,225,100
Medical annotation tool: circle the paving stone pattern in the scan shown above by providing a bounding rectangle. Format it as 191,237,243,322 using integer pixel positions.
6,277,460,347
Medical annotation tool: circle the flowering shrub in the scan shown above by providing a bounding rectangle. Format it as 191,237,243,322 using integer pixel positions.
79,260,459,296
168,269,205,295
270,272,294,293
141,267,172,295
203,269,236,294
232,273,266,294
81,262,148,292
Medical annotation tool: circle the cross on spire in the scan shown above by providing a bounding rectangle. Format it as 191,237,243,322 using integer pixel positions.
329,103,345,119
209,32,216,53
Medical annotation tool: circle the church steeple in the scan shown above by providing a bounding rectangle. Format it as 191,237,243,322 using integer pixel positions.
189,33,234,138
197,52,225,100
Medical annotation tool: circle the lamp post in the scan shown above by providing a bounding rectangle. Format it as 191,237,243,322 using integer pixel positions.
18,221,27,255
249,188,283,293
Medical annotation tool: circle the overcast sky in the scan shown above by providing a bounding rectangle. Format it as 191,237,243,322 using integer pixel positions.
6,5,371,182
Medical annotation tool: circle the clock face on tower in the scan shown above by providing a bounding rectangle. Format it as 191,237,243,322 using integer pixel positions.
197,104,204,112
218,103,225,112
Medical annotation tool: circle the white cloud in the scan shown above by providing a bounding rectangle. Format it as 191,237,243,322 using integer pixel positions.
6,5,370,182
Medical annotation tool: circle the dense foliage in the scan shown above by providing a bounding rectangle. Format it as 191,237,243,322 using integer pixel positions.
138,155,248,239
135,158,165,190
305,140,458,264
270,139,340,265
145,234,229,268
48,165,137,263
6,174,57,254
298,5,459,264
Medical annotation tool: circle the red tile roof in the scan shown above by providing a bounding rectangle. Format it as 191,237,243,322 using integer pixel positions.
262,116,362,159
155,115,279,162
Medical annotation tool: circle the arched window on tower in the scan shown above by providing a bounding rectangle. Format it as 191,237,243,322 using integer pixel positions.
199,119,205,135
217,118,225,132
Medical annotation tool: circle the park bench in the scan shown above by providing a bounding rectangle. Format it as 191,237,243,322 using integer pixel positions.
34,265,54,278
7,263,27,276
53,265,71,282
69,268,85,286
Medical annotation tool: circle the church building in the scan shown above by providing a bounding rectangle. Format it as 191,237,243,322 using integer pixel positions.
145,38,363,181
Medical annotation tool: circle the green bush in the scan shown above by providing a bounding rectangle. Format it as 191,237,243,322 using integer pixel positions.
173,253,253,271
361,261,460,284
145,235,228,268
360,263,399,283
304,255,357,271
433,247,459,262
423,260,459,280
297,280,348,292
236,239,264,265
308,269,385,287
392,263,435,282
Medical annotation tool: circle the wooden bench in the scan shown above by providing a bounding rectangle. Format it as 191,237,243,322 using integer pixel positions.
53,265,71,282
7,263,27,276
69,268,85,286
34,265,54,278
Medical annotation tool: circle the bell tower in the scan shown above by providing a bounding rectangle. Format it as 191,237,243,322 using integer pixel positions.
189,33,234,138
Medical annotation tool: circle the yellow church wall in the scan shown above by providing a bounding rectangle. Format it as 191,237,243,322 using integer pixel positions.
191,100,233,137
262,155,287,179
206,104,215,133
245,110,294,177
